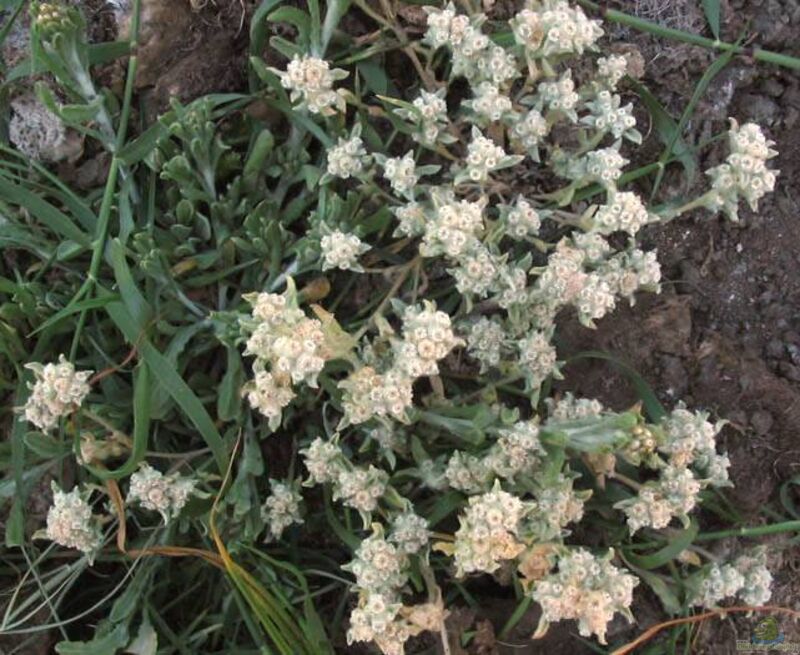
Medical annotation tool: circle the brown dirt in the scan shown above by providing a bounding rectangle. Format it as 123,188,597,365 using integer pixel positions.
550,0,800,652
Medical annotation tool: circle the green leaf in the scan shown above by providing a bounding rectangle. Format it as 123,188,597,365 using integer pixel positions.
24,432,69,459
357,60,388,95
625,520,699,569
628,79,696,183
634,568,682,615
268,7,312,46
29,295,120,337
55,623,129,655
217,347,243,422
701,0,721,40
0,175,91,247
85,362,150,481
105,300,229,475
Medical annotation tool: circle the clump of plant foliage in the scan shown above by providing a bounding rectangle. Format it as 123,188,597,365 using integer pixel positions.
0,1,791,654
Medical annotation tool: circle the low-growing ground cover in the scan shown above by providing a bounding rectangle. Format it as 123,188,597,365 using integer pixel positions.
1,1,799,654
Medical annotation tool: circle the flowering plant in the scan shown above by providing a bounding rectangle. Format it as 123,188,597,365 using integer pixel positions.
1,1,785,653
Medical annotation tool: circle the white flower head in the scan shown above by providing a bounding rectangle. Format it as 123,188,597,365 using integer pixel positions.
327,133,370,179
261,479,303,541
42,483,103,561
532,548,637,644
127,463,197,523
382,151,418,198
275,54,347,115
23,355,92,431
320,229,370,272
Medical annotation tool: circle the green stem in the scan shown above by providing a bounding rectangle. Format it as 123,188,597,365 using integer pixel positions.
69,0,141,359
695,520,800,542
576,0,800,71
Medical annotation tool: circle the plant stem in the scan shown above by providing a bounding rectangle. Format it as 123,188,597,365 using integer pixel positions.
69,0,141,360
695,520,800,542
576,0,800,71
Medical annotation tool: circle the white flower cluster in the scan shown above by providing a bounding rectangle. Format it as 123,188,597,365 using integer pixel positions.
392,201,426,238
273,54,347,115
334,466,389,514
344,525,443,655
617,406,731,532
464,316,506,372
382,152,418,198
510,107,549,155
583,91,639,142
23,355,92,431
617,465,700,533
462,128,517,184
394,301,464,378
42,483,102,560
596,54,628,89
300,437,389,518
395,89,450,147
692,549,772,608
340,366,415,425
530,475,587,539
242,288,331,429
464,82,513,124
532,548,637,644
127,463,197,523
503,196,542,239
592,191,653,236
389,511,430,555
548,393,604,421
261,480,303,542
452,420,545,488
453,483,527,575
706,119,778,221
518,330,559,385
327,134,370,179
320,229,370,272
511,0,603,57
538,71,580,118
424,4,517,85
420,194,486,259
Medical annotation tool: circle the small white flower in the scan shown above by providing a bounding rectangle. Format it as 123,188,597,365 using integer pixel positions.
453,482,527,575
463,128,514,184
518,330,558,384
464,82,512,124
592,192,652,236
127,463,197,523
244,369,296,429
706,119,778,220
23,355,92,431
389,512,430,555
327,135,369,179
532,548,637,644
596,54,629,89
334,465,389,514
394,301,463,378
464,316,506,372
42,483,103,560
261,479,303,541
320,229,370,271
301,437,345,485
504,196,542,239
382,152,418,197
274,54,347,115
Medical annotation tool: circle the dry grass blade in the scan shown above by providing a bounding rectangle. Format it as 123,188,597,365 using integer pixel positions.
611,606,800,655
